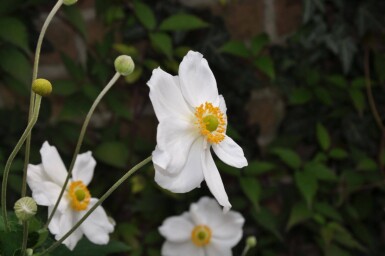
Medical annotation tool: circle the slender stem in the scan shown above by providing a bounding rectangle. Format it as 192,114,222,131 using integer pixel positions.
22,0,64,197
40,156,152,255
364,48,384,131
1,96,42,231
44,72,121,228
21,221,29,256
241,245,251,256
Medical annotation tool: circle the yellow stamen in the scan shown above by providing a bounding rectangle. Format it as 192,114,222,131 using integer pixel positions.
68,181,91,211
191,225,212,247
195,102,226,144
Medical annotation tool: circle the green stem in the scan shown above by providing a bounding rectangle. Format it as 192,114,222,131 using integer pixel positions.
364,48,384,131
241,245,251,256
20,221,29,256
44,72,121,229
22,0,64,197
1,95,42,231
40,156,152,255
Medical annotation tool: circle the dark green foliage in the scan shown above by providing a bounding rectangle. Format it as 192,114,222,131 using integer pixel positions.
1,0,385,255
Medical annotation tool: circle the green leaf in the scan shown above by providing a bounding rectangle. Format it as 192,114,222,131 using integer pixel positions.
349,88,365,115
286,201,313,230
356,157,378,171
149,33,172,58
289,87,312,105
243,161,275,176
304,162,337,182
314,87,333,106
54,238,130,256
0,17,29,52
329,148,348,159
0,47,31,85
254,56,275,80
159,13,208,31
61,53,85,81
239,177,261,211
295,170,318,207
220,40,249,58
124,66,143,84
316,123,331,151
63,6,87,38
314,202,343,222
134,1,156,30
271,147,301,170
252,208,282,240
94,142,129,168
53,80,78,96
251,34,269,56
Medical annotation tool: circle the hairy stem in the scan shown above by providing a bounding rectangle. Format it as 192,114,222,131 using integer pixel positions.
1,95,42,231
44,72,121,228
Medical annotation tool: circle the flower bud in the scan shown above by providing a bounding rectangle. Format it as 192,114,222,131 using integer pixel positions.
32,78,52,97
114,55,135,76
246,236,257,248
26,248,33,256
63,0,78,5
14,197,37,221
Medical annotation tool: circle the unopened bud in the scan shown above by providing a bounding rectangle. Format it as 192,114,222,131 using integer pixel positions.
246,236,257,248
63,0,78,5
32,78,52,97
114,55,135,76
26,248,33,256
14,197,37,221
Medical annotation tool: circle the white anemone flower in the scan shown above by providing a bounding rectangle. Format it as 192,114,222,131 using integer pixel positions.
147,50,248,211
27,141,114,250
159,197,245,256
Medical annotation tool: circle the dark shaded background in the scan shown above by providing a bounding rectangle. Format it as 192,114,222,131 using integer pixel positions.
1,0,385,255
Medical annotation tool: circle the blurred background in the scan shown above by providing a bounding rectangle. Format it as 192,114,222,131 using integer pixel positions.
1,0,385,255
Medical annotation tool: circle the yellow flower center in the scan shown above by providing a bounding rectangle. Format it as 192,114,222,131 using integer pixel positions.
195,102,226,144
191,225,212,247
68,181,91,211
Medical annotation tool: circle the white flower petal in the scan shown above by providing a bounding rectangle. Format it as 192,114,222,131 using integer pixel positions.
179,51,219,107
159,215,193,243
201,149,231,211
147,67,192,121
161,241,204,256
72,151,96,186
56,208,83,251
211,211,245,247
213,136,248,168
154,138,205,193
27,164,69,212
154,117,199,174
189,197,222,226
48,206,61,235
205,243,233,256
219,95,227,114
80,199,114,245
152,146,170,175
40,141,68,186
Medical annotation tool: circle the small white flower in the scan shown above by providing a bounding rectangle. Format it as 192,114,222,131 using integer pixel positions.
159,197,245,256
27,141,114,250
147,50,248,211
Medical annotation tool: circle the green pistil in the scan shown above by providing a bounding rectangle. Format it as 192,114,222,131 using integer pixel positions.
203,115,219,132
75,189,86,201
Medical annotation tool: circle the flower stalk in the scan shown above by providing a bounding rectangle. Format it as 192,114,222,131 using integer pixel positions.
45,72,121,228
1,95,42,231
22,0,64,198
39,156,152,255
